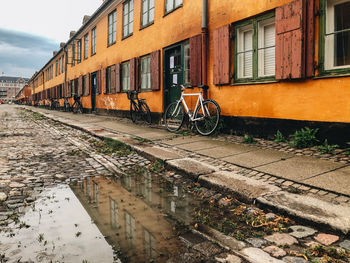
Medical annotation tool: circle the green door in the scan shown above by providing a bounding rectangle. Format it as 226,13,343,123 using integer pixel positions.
164,46,183,110
91,72,97,112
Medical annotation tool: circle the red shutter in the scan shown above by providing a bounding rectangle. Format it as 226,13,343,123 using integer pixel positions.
276,0,306,80
79,75,83,96
305,0,315,78
130,58,136,91
190,34,202,86
110,65,116,94
68,81,71,97
97,70,101,94
103,68,107,94
115,63,121,93
150,50,160,91
86,73,90,96
213,25,231,85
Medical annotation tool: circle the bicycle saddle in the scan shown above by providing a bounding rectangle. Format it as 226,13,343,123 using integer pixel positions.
198,85,209,90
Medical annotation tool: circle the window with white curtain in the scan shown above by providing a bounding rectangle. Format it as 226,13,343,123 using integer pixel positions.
235,15,275,81
325,0,350,70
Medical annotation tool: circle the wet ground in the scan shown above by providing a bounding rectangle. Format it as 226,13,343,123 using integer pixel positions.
1,105,350,263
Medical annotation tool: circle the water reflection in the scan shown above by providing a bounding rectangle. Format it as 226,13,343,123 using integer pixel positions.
70,172,195,262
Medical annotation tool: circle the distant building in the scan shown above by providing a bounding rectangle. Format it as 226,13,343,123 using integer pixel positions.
0,76,29,102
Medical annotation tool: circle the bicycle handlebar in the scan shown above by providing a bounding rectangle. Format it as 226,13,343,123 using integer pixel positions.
172,84,209,91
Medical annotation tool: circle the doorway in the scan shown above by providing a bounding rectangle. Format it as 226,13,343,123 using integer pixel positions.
91,72,97,112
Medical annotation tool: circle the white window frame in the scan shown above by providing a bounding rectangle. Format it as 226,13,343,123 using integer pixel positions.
122,61,130,91
258,18,275,77
84,34,89,59
237,24,254,79
325,0,350,70
142,0,155,27
108,10,117,45
165,0,182,13
140,55,151,90
91,27,97,55
123,0,134,38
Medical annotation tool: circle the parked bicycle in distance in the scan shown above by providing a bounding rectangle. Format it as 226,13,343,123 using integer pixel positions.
63,97,71,112
164,84,221,136
127,90,152,124
72,93,83,114
49,98,60,111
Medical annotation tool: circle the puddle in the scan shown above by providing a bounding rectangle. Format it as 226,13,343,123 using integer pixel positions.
1,173,198,262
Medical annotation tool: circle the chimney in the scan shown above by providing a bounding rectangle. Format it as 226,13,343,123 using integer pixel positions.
69,31,76,39
83,15,91,25
60,42,65,48
53,51,58,56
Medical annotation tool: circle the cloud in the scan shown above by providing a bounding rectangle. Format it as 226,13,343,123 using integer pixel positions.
0,28,59,78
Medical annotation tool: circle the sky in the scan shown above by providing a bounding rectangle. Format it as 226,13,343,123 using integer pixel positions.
0,0,102,78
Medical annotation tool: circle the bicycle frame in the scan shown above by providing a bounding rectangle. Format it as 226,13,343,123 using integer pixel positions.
173,86,207,122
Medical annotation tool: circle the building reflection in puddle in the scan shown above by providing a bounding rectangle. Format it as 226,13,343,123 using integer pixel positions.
70,172,195,263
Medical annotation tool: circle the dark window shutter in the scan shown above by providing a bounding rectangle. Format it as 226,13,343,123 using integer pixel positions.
86,73,90,96
79,75,83,96
68,81,71,97
97,70,101,94
130,58,137,91
115,63,121,93
190,34,202,86
110,65,116,94
213,25,231,85
103,68,107,94
150,50,160,91
276,0,307,80
305,0,315,78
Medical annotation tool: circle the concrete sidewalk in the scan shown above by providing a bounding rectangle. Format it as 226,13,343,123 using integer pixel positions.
23,106,350,234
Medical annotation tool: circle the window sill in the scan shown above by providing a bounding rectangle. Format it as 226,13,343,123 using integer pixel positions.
91,53,96,57
315,71,350,80
140,22,154,31
122,33,133,41
163,5,183,17
232,78,278,86
107,41,116,47
140,89,153,92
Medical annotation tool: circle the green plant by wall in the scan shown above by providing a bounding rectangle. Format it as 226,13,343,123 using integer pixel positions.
289,127,319,149
317,139,339,155
274,130,286,143
243,134,256,144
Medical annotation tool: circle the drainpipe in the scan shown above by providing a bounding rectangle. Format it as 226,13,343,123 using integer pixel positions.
202,0,208,98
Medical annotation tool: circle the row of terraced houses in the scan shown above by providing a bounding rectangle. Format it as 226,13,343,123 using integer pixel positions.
23,0,350,143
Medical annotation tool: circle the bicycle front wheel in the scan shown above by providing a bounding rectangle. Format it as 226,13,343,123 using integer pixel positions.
164,101,185,132
140,101,152,125
194,99,221,136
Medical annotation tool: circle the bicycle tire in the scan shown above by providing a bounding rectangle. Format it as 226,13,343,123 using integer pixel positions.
139,100,152,125
194,99,221,136
164,101,185,132
130,101,139,123
72,102,78,114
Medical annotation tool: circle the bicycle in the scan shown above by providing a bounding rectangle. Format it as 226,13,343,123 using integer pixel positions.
164,84,221,136
127,90,152,124
49,98,60,111
72,93,83,114
63,97,70,112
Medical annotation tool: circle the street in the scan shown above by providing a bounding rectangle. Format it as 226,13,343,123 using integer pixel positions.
0,105,349,263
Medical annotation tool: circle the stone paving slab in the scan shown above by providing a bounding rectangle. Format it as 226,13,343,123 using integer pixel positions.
221,149,294,168
198,171,280,203
133,145,183,161
302,166,350,196
167,158,217,179
196,143,254,158
257,191,350,234
256,156,344,182
161,136,211,146
241,247,284,263
176,140,225,151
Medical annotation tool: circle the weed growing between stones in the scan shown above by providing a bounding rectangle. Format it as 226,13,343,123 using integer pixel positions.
318,139,339,155
91,138,132,156
243,134,256,144
305,244,350,263
289,127,319,149
274,130,287,143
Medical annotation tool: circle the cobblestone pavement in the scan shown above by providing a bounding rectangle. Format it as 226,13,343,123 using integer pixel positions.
0,105,349,263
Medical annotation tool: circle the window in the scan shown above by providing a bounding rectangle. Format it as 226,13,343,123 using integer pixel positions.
77,40,81,63
84,34,89,59
140,56,151,90
122,61,130,91
123,0,134,38
61,56,65,73
55,61,58,77
165,0,182,13
141,0,155,27
323,0,350,71
106,66,112,94
82,76,86,96
72,44,75,66
58,58,61,74
84,75,89,96
91,27,96,55
235,15,275,82
108,10,117,45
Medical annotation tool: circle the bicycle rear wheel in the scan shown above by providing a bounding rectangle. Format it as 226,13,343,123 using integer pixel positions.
164,101,185,132
139,101,152,124
194,99,220,136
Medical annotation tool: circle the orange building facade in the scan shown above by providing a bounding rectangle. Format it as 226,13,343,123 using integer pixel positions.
29,0,350,143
